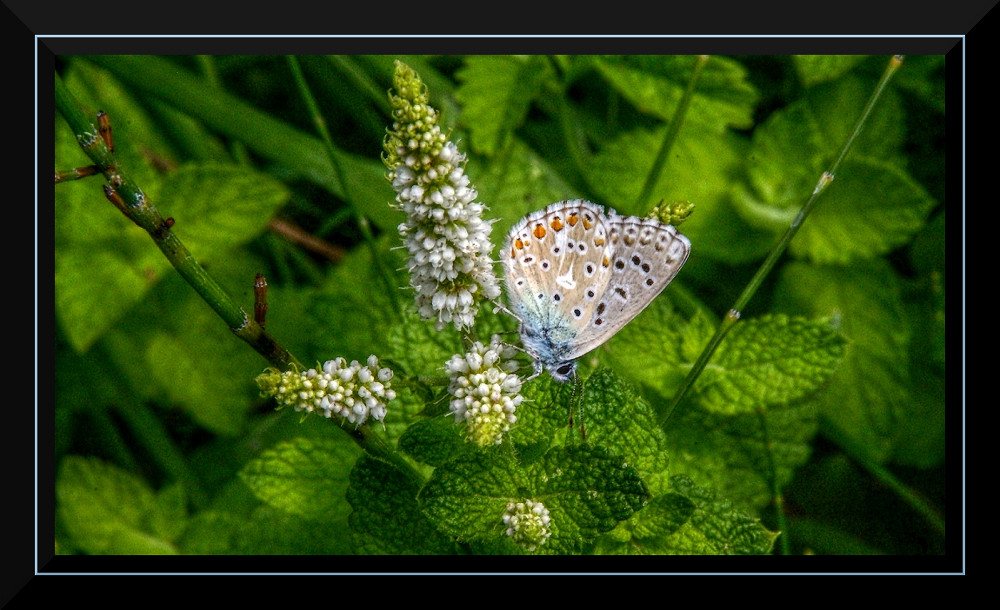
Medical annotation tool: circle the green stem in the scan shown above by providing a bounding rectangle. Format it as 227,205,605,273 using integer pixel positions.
659,55,906,428
755,406,791,555
325,55,393,116
351,425,427,485
546,56,590,188
56,71,301,371
634,55,709,210
284,55,402,313
57,68,426,487
79,55,361,201
195,54,251,166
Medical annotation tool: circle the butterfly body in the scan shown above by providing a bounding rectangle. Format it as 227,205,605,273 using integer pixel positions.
502,200,691,381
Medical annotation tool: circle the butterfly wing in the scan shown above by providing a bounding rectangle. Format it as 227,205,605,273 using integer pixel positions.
560,212,690,361
502,200,617,364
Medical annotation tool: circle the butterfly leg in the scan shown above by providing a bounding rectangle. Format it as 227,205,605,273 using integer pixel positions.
489,298,523,324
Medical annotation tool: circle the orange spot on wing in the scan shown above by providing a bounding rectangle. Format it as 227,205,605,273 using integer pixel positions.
594,237,605,246
567,213,578,226
550,217,564,231
515,238,524,250
602,255,610,267
533,224,546,239
583,218,593,229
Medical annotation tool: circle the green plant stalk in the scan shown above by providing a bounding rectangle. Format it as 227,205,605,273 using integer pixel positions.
195,54,251,166
80,55,358,200
55,72,301,372
546,56,590,188
634,55,709,210
285,55,401,313
660,55,906,428
57,69,426,488
282,57,431,482
755,406,790,555
325,55,393,116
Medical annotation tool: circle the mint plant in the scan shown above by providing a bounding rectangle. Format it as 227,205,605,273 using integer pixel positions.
53,53,946,558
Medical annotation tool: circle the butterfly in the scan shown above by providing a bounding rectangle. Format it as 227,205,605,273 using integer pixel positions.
502,199,691,382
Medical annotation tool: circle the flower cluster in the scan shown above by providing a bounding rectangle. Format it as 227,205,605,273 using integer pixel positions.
445,335,523,446
645,199,694,226
503,500,553,552
256,356,395,426
383,60,501,332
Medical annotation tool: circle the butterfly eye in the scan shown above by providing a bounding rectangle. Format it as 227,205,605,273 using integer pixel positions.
555,363,573,377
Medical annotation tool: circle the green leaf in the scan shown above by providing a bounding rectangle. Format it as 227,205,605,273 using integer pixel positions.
600,287,693,397
337,153,404,234
737,100,826,219
887,357,945,468
419,445,650,554
666,317,833,510
660,475,778,554
384,309,466,382
679,308,717,364
143,332,252,435
590,122,747,213
55,121,167,351
891,215,945,468
588,123,771,263
594,55,759,132
381,309,469,438
95,259,273,435
55,244,163,353
788,158,936,263
575,369,671,496
79,54,401,235
910,210,946,283
456,56,552,156
793,55,868,86
786,517,884,555
398,415,475,468
772,260,910,463
508,374,576,452
593,493,695,554
153,162,289,257
56,456,183,555
909,211,946,370
346,456,459,555
891,55,946,114
180,507,354,555
665,393,820,512
696,314,846,415
736,155,935,264
55,153,288,353
732,75,931,264
474,138,579,238
291,238,402,362
806,73,907,163
239,437,362,521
